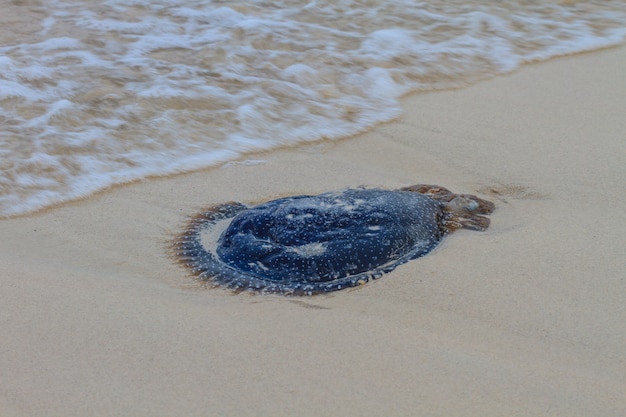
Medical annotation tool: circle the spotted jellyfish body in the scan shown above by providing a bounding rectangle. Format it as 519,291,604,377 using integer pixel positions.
173,185,494,295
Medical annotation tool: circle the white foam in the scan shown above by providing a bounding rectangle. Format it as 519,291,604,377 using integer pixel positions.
32,36,83,50
1,0,625,216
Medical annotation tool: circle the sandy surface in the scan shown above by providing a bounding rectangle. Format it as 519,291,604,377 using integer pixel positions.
2,46,625,417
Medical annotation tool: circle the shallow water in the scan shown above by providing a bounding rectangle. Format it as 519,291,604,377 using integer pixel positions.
1,0,625,216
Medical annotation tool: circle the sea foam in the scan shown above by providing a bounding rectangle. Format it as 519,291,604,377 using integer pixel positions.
1,0,625,216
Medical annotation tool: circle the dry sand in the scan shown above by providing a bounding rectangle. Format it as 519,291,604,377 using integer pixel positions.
1,46,625,417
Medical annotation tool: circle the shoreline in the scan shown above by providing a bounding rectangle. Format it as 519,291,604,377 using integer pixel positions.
3,43,624,221
1,46,625,416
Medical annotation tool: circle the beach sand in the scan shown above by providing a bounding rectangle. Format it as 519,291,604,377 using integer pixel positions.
1,46,625,417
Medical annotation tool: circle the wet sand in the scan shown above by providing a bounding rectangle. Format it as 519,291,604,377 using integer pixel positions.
1,46,625,416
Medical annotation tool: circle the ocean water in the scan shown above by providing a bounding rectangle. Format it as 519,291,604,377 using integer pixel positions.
1,1,625,217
